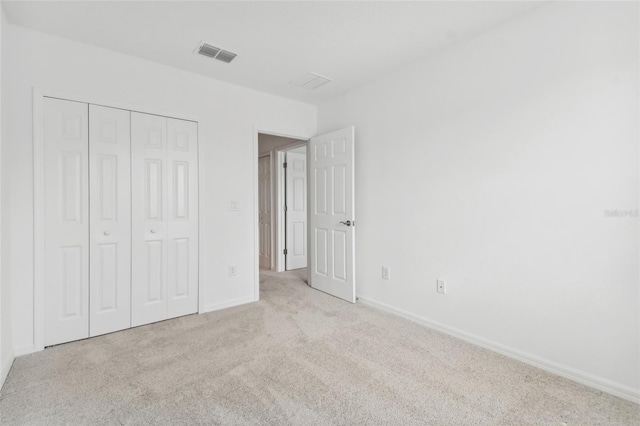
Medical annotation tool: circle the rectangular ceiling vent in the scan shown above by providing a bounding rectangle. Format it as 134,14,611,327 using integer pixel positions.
289,72,332,90
195,41,237,64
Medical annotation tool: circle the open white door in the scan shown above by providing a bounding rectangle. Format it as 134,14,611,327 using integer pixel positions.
285,148,307,270
309,127,355,303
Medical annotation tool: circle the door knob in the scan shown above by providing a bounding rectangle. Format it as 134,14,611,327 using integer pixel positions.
339,220,352,227
150,229,157,233
103,231,110,236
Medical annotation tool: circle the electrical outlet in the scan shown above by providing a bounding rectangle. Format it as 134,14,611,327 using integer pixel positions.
437,279,446,294
382,266,390,280
229,266,237,277
228,200,240,211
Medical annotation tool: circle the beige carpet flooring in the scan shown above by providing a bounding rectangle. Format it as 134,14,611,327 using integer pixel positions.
1,269,639,425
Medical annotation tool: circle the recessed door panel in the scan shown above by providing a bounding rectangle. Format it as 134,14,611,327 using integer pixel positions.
44,97,90,346
146,240,164,303
146,159,163,220
61,152,83,223
173,161,189,219
95,243,118,312
315,228,328,276
332,165,346,215
333,230,347,282
60,246,84,318
315,168,327,215
172,238,190,298
89,104,131,337
97,154,118,221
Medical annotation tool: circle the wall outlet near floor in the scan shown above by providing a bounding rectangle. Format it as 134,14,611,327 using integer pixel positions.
228,266,237,277
228,200,240,211
382,266,390,280
437,279,447,294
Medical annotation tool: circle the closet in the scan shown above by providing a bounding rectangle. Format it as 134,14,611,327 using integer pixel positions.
43,97,199,346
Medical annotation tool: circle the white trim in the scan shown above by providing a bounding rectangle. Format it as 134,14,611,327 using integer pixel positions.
252,126,260,301
33,87,201,352
0,350,13,390
275,150,286,272
358,295,640,404
196,121,203,314
33,88,45,352
200,296,255,313
268,153,276,271
13,345,35,357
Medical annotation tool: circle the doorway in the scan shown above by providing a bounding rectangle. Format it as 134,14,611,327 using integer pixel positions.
257,133,308,272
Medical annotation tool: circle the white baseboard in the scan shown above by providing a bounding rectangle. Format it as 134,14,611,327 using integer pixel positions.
0,351,14,390
200,296,255,314
357,295,640,405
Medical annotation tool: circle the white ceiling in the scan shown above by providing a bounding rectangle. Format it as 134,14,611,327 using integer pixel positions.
2,1,541,105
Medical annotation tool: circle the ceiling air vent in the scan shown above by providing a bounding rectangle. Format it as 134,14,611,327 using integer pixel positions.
195,41,237,64
289,72,332,90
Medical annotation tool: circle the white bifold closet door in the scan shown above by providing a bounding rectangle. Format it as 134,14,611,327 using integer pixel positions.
131,112,198,327
89,105,132,337
44,98,90,346
43,98,198,346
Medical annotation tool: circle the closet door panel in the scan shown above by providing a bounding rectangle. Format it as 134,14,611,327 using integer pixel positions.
43,98,90,346
131,112,169,327
167,118,198,318
89,105,131,337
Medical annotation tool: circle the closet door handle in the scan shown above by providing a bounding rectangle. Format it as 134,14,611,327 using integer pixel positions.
103,231,110,236
150,229,157,234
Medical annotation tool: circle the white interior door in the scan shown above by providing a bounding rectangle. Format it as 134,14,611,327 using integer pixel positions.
131,112,169,326
309,127,355,303
167,117,199,318
43,97,90,346
131,113,198,326
89,105,131,337
258,155,272,269
285,148,307,270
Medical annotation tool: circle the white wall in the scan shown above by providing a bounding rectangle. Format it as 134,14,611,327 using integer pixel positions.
2,23,316,355
0,3,12,390
318,2,639,401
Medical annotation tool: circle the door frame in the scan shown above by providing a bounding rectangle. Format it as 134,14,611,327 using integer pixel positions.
253,128,311,301
32,88,201,353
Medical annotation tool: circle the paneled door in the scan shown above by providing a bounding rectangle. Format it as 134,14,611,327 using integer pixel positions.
285,148,307,270
43,97,90,346
167,117,199,319
258,155,272,269
89,105,132,337
131,112,198,326
131,112,169,326
309,127,355,303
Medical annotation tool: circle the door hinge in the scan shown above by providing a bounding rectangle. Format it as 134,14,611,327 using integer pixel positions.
283,162,288,168
284,248,288,255
284,205,288,212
